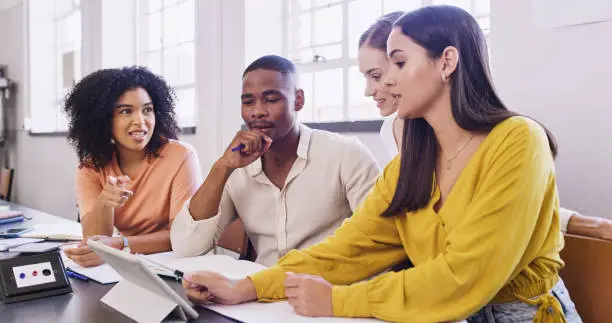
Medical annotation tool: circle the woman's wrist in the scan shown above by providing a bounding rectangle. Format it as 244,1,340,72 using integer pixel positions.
234,278,258,303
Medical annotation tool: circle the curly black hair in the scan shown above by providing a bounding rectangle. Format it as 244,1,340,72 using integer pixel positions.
64,66,180,170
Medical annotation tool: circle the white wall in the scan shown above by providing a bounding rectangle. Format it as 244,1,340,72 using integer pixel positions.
491,0,612,219
1,0,611,220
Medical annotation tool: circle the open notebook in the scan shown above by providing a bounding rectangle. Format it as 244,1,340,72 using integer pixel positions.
21,223,83,241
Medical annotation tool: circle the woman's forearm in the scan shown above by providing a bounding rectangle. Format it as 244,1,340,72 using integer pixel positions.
81,200,115,237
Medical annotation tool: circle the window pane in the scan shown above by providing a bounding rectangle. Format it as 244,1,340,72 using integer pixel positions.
60,50,76,90
55,0,73,17
348,66,379,120
148,0,163,12
313,44,342,60
175,87,196,127
57,106,70,132
145,51,162,75
298,72,314,122
474,0,490,17
289,0,312,14
58,11,81,51
288,48,314,63
177,0,194,43
289,13,311,51
148,12,162,51
432,0,472,12
349,0,382,58
163,0,178,7
57,11,81,94
383,0,421,14
477,16,490,32
163,47,179,85
313,68,343,122
176,42,195,85
245,0,283,65
313,0,343,7
163,5,179,47
313,5,342,45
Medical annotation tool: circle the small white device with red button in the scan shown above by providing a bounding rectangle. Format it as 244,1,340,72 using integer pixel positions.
0,251,72,304
12,262,56,288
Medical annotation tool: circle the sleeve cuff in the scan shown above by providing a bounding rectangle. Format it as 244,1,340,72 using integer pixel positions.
170,200,219,256
332,282,371,318
559,207,576,233
248,266,287,301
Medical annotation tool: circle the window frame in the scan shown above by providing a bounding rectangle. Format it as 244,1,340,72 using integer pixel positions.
26,0,82,135
135,0,198,129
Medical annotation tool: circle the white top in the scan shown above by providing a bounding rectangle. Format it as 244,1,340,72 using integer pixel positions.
170,125,380,266
379,112,400,159
559,207,576,233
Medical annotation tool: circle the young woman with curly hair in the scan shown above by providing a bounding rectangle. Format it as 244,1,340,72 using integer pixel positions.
63,66,202,267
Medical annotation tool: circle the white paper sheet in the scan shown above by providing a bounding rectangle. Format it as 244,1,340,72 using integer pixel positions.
162,254,266,279
61,253,122,285
206,301,383,323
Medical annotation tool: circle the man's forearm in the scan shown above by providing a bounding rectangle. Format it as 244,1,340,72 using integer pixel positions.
567,214,611,240
188,160,234,221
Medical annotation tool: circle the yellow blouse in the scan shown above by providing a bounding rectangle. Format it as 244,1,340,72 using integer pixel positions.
249,117,565,323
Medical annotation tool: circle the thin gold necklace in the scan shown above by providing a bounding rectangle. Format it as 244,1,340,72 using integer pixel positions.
444,134,475,170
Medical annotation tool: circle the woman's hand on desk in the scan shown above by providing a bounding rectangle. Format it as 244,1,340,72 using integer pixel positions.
284,273,333,317
63,235,124,267
182,271,257,305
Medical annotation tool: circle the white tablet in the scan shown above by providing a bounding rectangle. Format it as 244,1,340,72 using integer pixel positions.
87,239,199,320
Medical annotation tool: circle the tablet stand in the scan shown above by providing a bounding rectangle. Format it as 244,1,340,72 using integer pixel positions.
101,279,188,323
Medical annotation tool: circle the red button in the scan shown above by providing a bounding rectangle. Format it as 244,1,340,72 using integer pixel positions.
32,271,38,276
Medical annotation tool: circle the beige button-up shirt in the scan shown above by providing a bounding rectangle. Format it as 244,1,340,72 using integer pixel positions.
171,125,380,266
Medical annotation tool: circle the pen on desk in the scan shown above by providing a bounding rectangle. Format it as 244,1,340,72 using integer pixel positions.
65,268,89,282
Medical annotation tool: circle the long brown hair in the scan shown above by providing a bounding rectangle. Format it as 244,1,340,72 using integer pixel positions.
381,6,557,217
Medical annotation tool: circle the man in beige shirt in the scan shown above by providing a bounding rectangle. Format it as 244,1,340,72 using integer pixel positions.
171,55,379,266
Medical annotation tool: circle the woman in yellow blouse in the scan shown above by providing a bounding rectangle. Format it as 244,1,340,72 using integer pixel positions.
180,6,581,323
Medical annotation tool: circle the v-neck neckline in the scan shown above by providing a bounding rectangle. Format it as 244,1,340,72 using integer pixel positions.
429,122,502,216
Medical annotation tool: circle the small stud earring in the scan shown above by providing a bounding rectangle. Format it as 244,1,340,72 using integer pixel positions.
110,138,115,144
